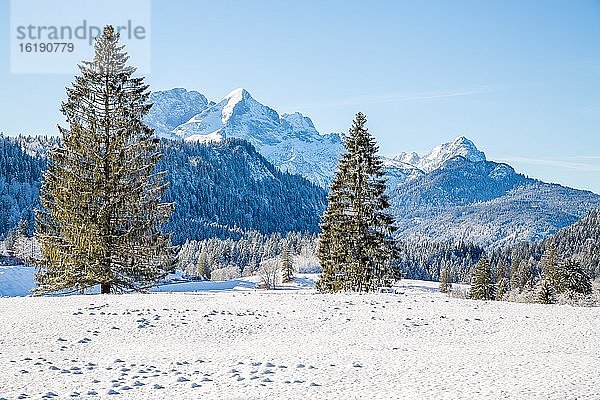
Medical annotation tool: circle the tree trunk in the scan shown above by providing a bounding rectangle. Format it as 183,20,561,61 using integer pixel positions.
101,283,111,294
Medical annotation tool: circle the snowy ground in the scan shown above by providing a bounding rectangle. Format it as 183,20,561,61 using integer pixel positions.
0,265,35,297
1,280,600,399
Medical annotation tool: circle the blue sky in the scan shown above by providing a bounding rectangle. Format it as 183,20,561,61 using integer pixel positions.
0,0,599,193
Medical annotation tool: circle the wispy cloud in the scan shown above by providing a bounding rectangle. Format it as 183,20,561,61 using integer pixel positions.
496,156,600,172
288,86,492,110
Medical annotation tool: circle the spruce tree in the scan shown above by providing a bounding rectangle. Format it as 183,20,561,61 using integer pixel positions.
317,113,397,293
470,256,495,300
35,26,174,294
196,247,210,280
541,243,561,290
495,261,510,301
537,279,557,304
281,246,294,283
561,258,592,295
439,264,450,294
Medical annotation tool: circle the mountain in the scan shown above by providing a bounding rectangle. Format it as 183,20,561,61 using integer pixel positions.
0,135,326,245
0,135,45,235
541,207,600,276
148,88,343,187
384,136,486,184
145,88,210,139
386,140,600,247
159,138,326,244
410,136,486,172
5,89,599,250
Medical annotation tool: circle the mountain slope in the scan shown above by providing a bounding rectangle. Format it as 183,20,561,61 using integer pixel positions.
0,136,326,244
0,135,45,236
159,138,326,243
145,88,209,139
388,151,600,247
153,88,344,187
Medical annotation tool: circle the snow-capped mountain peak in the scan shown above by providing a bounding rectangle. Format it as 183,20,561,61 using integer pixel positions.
160,88,344,186
417,136,486,172
221,88,251,122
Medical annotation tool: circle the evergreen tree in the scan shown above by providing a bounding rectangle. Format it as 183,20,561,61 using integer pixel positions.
495,261,510,300
561,258,592,295
281,246,294,283
196,246,210,280
317,113,397,293
470,256,495,300
541,243,561,289
537,279,557,304
439,264,450,294
35,26,174,294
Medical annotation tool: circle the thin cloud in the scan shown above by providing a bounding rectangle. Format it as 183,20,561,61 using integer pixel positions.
288,87,492,110
496,156,600,172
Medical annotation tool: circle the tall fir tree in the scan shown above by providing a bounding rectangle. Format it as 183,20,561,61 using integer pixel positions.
470,256,495,300
537,279,557,304
561,258,592,295
281,246,294,283
540,243,561,290
35,26,174,294
196,245,210,280
439,264,450,294
317,113,397,293
495,261,510,300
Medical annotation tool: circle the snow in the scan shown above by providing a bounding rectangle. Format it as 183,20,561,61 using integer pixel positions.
1,279,599,399
183,131,223,143
417,136,486,172
221,88,247,122
0,265,35,297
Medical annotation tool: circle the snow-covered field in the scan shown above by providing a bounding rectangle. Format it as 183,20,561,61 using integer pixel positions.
1,279,599,399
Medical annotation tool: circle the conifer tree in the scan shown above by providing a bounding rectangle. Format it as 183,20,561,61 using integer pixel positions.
470,256,495,300
541,243,561,290
196,247,210,280
35,26,174,294
439,264,450,294
281,246,294,283
317,113,397,293
561,258,592,295
537,279,557,304
495,261,510,300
